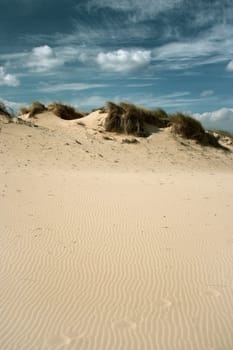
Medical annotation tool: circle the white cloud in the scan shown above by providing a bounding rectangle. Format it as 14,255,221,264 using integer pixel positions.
0,67,19,86
0,52,28,61
200,90,214,97
0,45,87,72
73,95,108,109
152,25,233,69
86,0,183,21
40,83,107,92
96,49,151,72
193,108,233,131
27,45,64,72
226,60,233,71
126,83,153,88
133,91,202,109
54,45,88,63
154,41,215,60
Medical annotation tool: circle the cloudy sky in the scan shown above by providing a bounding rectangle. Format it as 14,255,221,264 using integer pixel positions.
0,0,233,130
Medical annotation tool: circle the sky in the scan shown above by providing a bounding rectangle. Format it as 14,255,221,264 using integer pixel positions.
0,0,233,130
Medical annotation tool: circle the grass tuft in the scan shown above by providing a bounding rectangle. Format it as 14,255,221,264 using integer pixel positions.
47,102,84,120
19,106,30,115
170,113,227,149
105,102,169,136
19,101,47,118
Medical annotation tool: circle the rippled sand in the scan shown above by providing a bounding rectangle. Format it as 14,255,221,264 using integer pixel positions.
0,114,233,349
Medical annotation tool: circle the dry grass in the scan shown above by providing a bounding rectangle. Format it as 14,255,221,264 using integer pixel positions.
105,102,128,133
170,113,227,149
29,101,47,117
19,107,30,115
20,101,47,118
171,113,205,140
105,102,169,137
47,102,84,120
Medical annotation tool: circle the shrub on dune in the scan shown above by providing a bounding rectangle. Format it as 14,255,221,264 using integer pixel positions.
105,102,169,137
170,113,226,149
171,113,205,140
29,101,47,117
19,106,30,115
105,102,126,133
47,102,84,120
120,103,170,128
203,132,223,148
119,102,149,136
20,101,47,118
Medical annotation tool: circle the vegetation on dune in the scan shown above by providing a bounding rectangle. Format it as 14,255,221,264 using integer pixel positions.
170,113,205,140
105,102,170,137
119,103,170,128
47,102,84,120
104,102,228,149
170,113,227,149
19,107,30,115
19,101,86,120
20,101,47,118
2,97,230,150
105,102,127,133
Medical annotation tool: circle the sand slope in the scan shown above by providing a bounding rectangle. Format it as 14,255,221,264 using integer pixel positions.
0,114,233,349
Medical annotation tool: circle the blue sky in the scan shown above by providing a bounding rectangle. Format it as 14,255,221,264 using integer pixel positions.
0,0,233,130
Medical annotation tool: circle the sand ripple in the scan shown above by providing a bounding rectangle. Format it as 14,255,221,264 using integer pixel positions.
0,171,233,349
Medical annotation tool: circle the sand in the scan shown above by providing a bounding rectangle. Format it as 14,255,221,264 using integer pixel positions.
0,112,233,350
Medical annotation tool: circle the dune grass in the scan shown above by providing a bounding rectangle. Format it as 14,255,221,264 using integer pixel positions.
171,113,205,140
12,98,231,150
20,101,47,118
170,113,227,149
105,103,227,149
47,102,84,120
105,102,169,137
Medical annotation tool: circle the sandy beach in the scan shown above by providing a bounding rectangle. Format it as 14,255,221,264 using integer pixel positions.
0,112,233,350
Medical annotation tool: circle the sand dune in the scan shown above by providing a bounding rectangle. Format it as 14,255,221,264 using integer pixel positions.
0,112,233,349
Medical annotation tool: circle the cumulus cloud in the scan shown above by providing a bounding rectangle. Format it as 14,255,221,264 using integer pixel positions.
0,67,19,86
226,60,233,71
200,90,214,97
193,108,233,131
96,49,151,72
27,45,64,72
